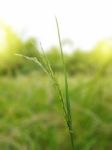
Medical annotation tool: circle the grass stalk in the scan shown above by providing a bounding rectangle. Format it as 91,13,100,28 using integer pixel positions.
55,17,75,150
16,18,75,149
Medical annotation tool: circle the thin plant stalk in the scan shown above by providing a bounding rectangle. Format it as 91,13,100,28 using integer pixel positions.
55,17,75,150
39,43,68,122
16,18,75,149
15,53,68,122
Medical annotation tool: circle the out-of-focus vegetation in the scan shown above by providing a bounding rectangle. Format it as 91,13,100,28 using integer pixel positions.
0,31,112,76
0,23,112,149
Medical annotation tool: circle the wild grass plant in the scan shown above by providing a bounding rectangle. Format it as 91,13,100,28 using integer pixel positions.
13,19,112,150
16,18,75,149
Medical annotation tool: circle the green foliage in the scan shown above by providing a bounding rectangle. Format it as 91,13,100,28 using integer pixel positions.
0,25,23,75
0,73,112,149
0,27,41,75
0,25,112,77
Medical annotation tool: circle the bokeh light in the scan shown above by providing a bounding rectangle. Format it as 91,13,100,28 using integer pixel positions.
0,26,7,54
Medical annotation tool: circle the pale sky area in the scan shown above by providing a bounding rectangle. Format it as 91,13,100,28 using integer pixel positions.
0,0,112,53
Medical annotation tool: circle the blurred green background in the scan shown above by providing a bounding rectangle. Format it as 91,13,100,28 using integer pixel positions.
0,23,112,150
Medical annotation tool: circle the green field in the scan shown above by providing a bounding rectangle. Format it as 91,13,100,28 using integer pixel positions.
0,72,112,150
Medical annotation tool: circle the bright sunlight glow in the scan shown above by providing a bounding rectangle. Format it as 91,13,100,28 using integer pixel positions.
95,39,112,62
101,40,112,59
0,27,7,54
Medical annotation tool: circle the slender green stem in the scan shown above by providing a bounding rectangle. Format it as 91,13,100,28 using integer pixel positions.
39,43,68,122
16,18,75,149
55,17,75,150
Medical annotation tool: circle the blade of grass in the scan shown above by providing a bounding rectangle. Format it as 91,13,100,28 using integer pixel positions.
55,17,75,150
15,52,68,123
39,43,68,122
15,18,75,149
